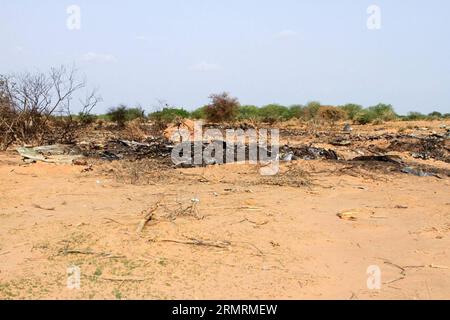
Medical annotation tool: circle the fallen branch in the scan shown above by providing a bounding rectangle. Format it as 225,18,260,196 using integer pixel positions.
379,259,407,276
136,198,163,233
238,206,263,211
403,264,450,270
104,217,124,225
60,248,125,259
158,237,231,249
100,276,147,282
383,276,406,285
429,264,450,270
378,258,450,278
231,218,269,226
240,241,265,256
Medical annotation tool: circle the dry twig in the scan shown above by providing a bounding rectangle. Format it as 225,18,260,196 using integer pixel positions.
100,276,147,282
60,248,125,259
158,237,231,249
136,197,164,233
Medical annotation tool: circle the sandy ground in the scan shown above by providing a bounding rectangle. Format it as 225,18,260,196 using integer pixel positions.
0,121,449,300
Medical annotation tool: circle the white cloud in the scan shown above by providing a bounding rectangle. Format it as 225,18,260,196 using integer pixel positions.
277,29,297,38
82,52,117,63
134,35,147,41
189,62,221,72
12,46,25,53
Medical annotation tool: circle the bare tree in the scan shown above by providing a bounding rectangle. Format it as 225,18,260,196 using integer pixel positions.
0,65,101,149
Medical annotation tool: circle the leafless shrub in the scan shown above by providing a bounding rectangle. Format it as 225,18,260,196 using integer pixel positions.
205,92,239,123
0,65,100,149
103,159,174,185
317,106,347,127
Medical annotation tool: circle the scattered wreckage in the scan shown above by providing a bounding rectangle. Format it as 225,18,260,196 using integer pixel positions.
14,123,449,178
17,145,84,164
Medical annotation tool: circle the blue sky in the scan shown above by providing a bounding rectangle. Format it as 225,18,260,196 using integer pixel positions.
0,0,449,114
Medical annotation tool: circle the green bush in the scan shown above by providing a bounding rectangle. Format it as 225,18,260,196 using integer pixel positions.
355,103,397,124
258,104,290,124
149,107,190,129
126,107,146,120
190,106,207,119
405,112,427,121
288,105,305,119
303,101,321,120
107,105,128,127
149,108,189,123
106,105,145,127
339,104,363,120
78,112,97,125
428,111,443,119
237,105,260,120
367,103,397,121
355,110,375,124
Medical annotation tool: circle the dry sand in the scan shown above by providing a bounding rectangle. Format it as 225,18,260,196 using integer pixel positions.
0,121,449,300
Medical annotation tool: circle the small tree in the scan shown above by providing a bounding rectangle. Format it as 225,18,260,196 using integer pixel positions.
204,92,239,123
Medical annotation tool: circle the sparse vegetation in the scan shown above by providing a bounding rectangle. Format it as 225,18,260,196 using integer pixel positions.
149,107,189,130
1,75,449,151
355,103,397,124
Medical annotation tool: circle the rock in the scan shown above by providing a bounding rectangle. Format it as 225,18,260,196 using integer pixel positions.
337,210,358,221
343,124,353,132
